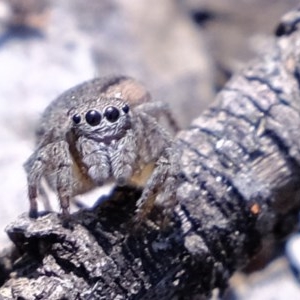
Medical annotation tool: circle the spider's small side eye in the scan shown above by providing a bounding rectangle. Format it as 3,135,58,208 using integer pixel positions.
85,110,101,126
104,106,120,122
72,114,81,124
122,104,129,114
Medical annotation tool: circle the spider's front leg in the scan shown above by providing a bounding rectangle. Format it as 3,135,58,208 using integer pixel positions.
53,141,74,219
133,111,180,226
24,140,73,220
24,151,44,219
134,146,180,226
134,101,180,133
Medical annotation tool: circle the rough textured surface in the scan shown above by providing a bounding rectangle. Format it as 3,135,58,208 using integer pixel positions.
0,0,298,248
1,6,300,299
2,1,300,299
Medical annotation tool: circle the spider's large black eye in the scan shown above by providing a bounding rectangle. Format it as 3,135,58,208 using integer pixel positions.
85,110,101,126
122,104,129,114
104,106,120,122
72,114,81,124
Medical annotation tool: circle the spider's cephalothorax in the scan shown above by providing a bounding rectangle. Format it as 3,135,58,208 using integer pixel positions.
70,99,132,143
24,76,179,224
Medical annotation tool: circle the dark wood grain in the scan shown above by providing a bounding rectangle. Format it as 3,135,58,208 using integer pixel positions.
1,8,300,300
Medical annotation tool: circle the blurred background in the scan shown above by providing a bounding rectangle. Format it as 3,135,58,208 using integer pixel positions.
0,0,299,298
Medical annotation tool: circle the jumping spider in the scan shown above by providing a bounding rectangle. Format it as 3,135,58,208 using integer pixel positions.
24,76,179,224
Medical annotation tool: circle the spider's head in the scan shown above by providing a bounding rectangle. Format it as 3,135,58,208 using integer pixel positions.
68,97,132,143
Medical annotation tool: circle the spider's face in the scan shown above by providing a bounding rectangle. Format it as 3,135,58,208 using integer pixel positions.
68,97,132,143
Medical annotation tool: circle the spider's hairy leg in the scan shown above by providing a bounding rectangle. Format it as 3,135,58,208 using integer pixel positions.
133,111,180,225
51,141,74,221
134,146,180,226
155,147,181,221
138,111,174,161
134,101,180,133
24,141,74,221
24,152,44,219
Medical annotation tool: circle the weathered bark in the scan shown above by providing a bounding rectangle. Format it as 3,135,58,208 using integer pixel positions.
2,8,300,300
